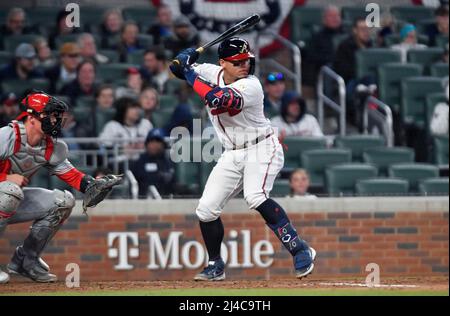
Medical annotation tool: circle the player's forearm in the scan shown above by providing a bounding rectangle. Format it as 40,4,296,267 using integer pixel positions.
184,67,217,98
56,168,92,192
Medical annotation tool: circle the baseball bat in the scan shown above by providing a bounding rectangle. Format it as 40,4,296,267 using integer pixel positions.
172,14,261,65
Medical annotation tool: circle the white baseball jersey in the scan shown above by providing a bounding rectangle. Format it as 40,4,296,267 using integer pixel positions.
193,63,274,150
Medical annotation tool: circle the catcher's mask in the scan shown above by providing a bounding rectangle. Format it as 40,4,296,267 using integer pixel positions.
17,91,69,137
218,37,255,75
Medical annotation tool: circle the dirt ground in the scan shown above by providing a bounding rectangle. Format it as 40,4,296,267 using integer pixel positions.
1,276,448,294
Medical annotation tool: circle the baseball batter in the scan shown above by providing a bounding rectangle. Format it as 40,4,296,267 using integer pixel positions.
0,91,119,284
170,38,316,281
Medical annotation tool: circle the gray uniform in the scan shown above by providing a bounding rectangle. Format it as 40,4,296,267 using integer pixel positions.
0,120,79,277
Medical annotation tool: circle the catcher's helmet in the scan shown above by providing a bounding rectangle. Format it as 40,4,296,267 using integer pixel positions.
17,91,69,137
218,37,255,75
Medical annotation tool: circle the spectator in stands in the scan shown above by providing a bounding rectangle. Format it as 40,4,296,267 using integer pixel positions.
163,15,200,57
95,84,115,110
99,97,153,162
116,67,144,99
333,17,372,84
147,4,174,45
139,48,170,93
77,33,109,64
0,7,33,36
130,128,175,198
99,9,124,49
263,72,286,116
303,5,344,87
0,93,20,127
33,37,57,69
0,43,43,81
45,42,81,93
59,60,98,105
271,91,323,137
391,24,427,63
115,21,144,62
164,103,193,135
49,9,81,49
139,87,159,122
377,13,395,47
430,84,449,135
288,169,317,199
426,5,449,47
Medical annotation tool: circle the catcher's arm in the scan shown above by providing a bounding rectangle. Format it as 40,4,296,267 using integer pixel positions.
80,174,124,214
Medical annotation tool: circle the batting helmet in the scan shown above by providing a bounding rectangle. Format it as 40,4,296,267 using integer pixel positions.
218,37,255,75
16,91,69,137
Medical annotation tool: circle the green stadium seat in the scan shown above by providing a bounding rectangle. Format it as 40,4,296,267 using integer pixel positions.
0,51,12,65
164,79,184,95
433,135,449,165
301,148,352,187
137,34,153,49
95,107,116,135
388,163,440,192
407,48,445,74
73,106,94,123
325,163,378,196
426,92,447,135
384,33,429,47
122,6,157,30
290,6,323,47
75,96,95,109
159,95,179,111
271,179,291,197
97,63,138,82
26,7,60,28
390,6,434,25
332,34,350,52
418,177,449,195
401,76,444,128
175,161,200,195
98,49,120,63
378,62,423,112
355,178,409,196
356,48,401,79
283,137,328,169
1,78,50,96
126,49,145,64
3,34,39,52
435,35,448,49
151,108,173,128
341,7,373,24
363,147,415,176
334,135,385,162
430,63,449,78
79,6,108,28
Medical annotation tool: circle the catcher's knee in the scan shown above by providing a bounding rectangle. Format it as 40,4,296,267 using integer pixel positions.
195,204,221,222
0,181,24,219
244,192,266,210
49,189,75,223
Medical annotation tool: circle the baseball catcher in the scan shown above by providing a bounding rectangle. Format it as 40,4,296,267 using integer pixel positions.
0,91,122,283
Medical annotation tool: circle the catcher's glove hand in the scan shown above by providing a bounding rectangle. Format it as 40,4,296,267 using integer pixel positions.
82,174,123,214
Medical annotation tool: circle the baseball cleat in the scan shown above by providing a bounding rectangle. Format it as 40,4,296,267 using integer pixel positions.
295,247,316,280
194,259,226,281
0,268,10,284
8,246,50,275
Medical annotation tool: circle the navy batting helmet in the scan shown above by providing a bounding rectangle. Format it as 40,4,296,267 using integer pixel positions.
218,37,255,75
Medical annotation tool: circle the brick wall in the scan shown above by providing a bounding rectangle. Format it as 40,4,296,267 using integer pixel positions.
0,198,448,281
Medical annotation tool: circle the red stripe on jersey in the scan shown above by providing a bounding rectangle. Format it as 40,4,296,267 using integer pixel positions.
57,168,85,191
44,136,54,161
12,123,21,154
0,160,12,182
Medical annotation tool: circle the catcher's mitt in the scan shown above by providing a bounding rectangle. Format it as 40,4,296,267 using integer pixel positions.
82,174,123,214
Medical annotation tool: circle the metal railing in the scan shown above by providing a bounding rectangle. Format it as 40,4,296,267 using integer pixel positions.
363,96,394,147
254,30,301,95
317,65,346,136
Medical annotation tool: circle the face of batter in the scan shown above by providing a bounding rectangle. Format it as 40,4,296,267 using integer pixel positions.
220,58,250,83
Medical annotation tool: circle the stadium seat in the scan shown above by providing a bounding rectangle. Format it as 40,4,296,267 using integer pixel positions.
0,50,12,65
433,135,449,165
151,108,173,128
407,48,445,74
341,6,374,24
325,163,378,196
388,163,440,192
426,92,447,135
79,6,108,29
123,6,157,30
435,35,448,49
401,76,444,128
355,178,409,196
430,63,449,78
159,94,179,112
25,7,60,28
137,34,153,49
334,135,385,162
271,179,291,197
164,79,184,95
126,49,145,64
356,48,401,79
301,148,352,187
384,33,429,47
95,107,116,135
75,96,96,109
290,6,323,47
282,137,328,169
377,62,423,112
390,6,434,25
1,78,50,97
98,49,120,63
97,63,138,82
175,161,200,194
418,177,449,195
363,147,415,176
3,34,39,52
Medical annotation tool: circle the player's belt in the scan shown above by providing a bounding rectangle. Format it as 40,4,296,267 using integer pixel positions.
232,132,274,150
